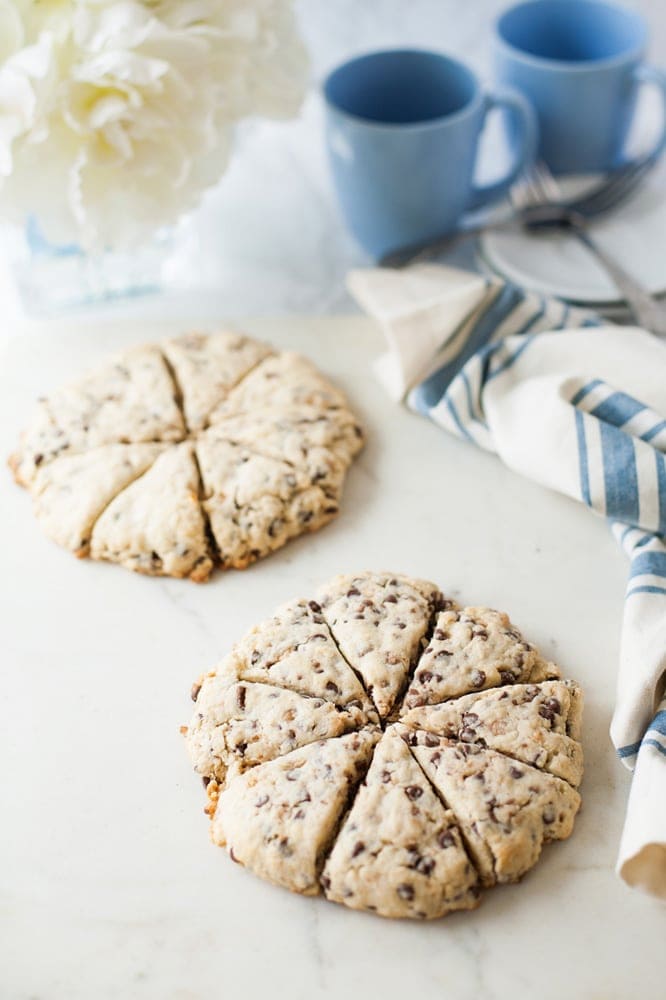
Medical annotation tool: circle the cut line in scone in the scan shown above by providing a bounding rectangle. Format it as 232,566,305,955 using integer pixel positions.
9,331,364,581
184,571,584,920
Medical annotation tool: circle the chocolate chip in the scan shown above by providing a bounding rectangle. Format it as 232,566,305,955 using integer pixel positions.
229,847,240,863
34,453,44,466
381,770,392,783
325,681,339,694
383,594,398,604
438,831,455,848
278,838,293,857
250,650,260,665
407,849,435,875
405,785,423,800
255,795,269,808
424,733,439,747
543,805,556,824
346,586,360,597
190,681,202,702
460,727,477,743
417,670,433,683
237,685,246,710
351,841,365,858
308,600,321,613
498,669,516,684
434,629,448,640
471,669,486,687
320,875,331,890
510,766,524,779
396,883,414,901
539,697,561,723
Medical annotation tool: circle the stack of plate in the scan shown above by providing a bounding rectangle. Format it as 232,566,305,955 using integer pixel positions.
478,168,666,320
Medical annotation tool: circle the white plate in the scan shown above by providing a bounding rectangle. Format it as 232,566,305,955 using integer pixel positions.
479,169,666,305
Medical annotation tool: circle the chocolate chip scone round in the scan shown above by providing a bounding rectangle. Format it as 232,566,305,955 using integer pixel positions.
184,571,583,919
9,332,364,581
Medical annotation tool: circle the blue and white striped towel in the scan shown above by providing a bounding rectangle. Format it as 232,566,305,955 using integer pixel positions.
349,263,666,900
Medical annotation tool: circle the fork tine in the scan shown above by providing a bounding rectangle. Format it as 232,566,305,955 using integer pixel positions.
510,161,552,209
573,165,643,215
570,152,658,218
532,161,563,202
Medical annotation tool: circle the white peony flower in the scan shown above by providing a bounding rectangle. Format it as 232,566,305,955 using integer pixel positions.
0,0,308,248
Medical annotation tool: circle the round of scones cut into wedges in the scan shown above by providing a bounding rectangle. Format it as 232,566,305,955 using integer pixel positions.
9,332,365,581
184,571,584,920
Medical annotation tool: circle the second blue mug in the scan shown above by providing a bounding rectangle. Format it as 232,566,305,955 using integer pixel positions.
323,49,536,259
494,0,666,174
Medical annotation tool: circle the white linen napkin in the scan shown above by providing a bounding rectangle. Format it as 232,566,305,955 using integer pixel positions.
348,262,666,899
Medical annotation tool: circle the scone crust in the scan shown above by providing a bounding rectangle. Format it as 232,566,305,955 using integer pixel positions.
185,572,584,919
11,332,364,580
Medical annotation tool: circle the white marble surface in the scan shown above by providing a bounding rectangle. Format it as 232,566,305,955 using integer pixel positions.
2,315,665,1000
2,2,666,997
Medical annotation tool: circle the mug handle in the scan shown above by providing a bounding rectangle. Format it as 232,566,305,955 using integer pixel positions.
467,87,537,211
617,64,666,166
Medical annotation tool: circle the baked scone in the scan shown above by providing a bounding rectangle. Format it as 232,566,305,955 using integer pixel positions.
10,331,364,580
322,726,480,919
90,442,213,582
211,731,379,895
10,344,185,487
405,730,581,886
400,679,584,786
31,443,166,556
316,572,446,719
185,571,584,919
402,605,560,708
163,330,272,432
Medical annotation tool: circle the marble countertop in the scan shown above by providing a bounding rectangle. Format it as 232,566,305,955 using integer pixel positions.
2,314,665,1000
2,2,666,997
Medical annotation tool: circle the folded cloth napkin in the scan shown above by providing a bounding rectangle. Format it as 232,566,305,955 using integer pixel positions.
349,263,666,899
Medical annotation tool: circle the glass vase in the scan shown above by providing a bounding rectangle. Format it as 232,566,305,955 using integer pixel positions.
12,217,174,315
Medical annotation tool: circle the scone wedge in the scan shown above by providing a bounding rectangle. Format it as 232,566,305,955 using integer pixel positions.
212,730,379,895
322,726,480,918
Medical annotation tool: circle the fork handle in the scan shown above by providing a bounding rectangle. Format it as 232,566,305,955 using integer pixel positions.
569,223,666,336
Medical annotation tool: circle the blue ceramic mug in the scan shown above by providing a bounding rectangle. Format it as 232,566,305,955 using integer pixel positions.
323,49,537,259
493,0,666,174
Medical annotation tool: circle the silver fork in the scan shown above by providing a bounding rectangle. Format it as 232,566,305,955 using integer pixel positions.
381,150,659,269
514,160,666,336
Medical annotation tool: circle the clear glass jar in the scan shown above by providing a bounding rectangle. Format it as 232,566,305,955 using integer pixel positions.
12,217,174,315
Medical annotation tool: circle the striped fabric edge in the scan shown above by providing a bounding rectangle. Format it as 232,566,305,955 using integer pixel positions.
617,705,666,767
571,380,666,538
408,282,596,422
